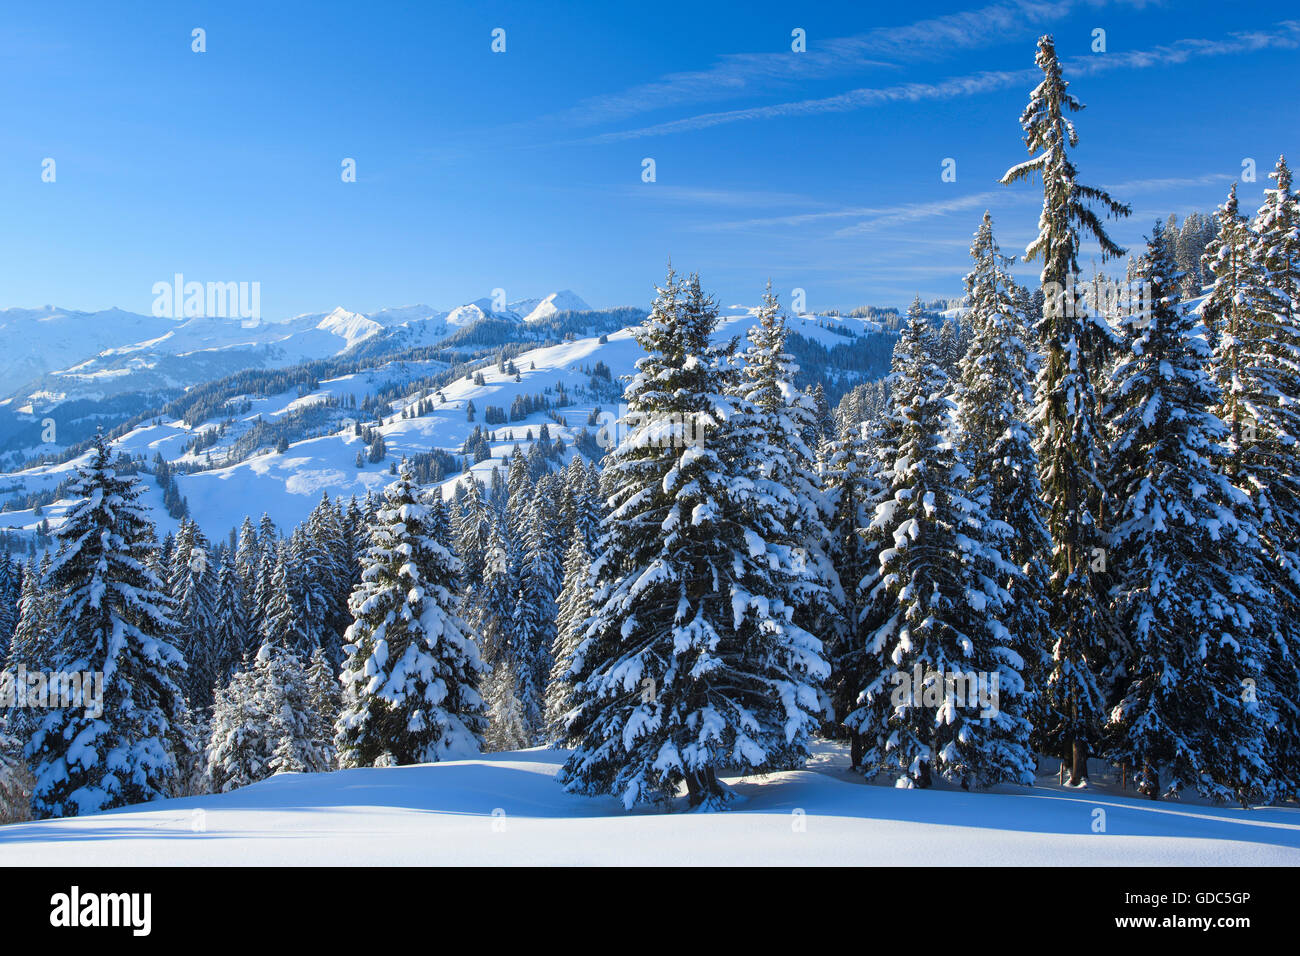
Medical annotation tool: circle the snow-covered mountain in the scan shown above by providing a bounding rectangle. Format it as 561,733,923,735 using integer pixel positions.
0,306,180,391
0,303,885,542
0,291,613,466
0,291,594,407
512,290,591,323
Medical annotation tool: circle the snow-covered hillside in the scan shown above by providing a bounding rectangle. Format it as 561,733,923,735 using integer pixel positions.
1,742,1295,865
0,291,594,419
0,304,883,541
516,290,591,323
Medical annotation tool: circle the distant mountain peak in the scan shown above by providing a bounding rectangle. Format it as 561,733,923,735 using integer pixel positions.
516,290,592,323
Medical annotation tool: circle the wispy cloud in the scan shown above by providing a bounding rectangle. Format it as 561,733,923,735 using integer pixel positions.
528,0,1137,133
832,192,1007,237
569,19,1300,145
621,185,823,207
698,206,893,232
696,191,1039,240
1100,172,1235,192
573,69,1034,144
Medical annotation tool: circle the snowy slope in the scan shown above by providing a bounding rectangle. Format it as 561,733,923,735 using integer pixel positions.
1,743,1295,865
0,304,883,540
514,290,592,323
0,291,596,412
0,306,180,393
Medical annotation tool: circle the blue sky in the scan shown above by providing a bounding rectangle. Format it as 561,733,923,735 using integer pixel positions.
1,0,1296,318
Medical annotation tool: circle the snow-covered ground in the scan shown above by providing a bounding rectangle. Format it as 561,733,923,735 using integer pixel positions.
2,743,1296,865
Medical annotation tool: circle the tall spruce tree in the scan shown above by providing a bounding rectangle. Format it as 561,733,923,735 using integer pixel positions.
305,645,340,771
169,519,220,706
846,306,1033,789
1202,181,1267,451
545,527,594,744
0,553,19,662
511,491,561,741
730,284,841,679
206,656,267,792
335,466,486,767
26,435,191,818
5,556,51,675
999,34,1130,783
1104,221,1271,803
819,418,879,763
234,516,261,599
262,644,332,775
1237,157,1300,793
260,542,313,652
453,477,492,591
955,212,1053,758
558,269,829,809
482,659,531,752
212,549,250,673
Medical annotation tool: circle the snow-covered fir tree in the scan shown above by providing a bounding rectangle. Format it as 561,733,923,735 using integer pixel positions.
452,476,493,590
234,515,261,600
207,642,335,790
287,524,332,651
954,211,1053,755
0,715,33,823
335,466,486,767
463,512,517,665
482,658,531,752
999,34,1130,784
1202,180,1280,474
206,657,267,792
510,489,561,741
169,519,220,706
558,269,829,809
4,555,50,685
305,492,356,660
545,526,594,744
808,382,837,452
730,283,841,683
262,644,331,775
260,539,318,653
1236,157,1300,793
251,515,280,640
1104,221,1272,803
0,553,20,662
305,645,340,771
26,435,192,818
846,306,1033,789
212,549,251,666
819,418,879,761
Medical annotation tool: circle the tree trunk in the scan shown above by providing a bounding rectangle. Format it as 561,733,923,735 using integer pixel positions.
704,767,719,796
684,770,702,806
915,759,932,789
1069,737,1088,785
684,767,723,806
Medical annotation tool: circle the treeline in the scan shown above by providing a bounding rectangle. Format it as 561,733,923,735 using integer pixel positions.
0,430,602,818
